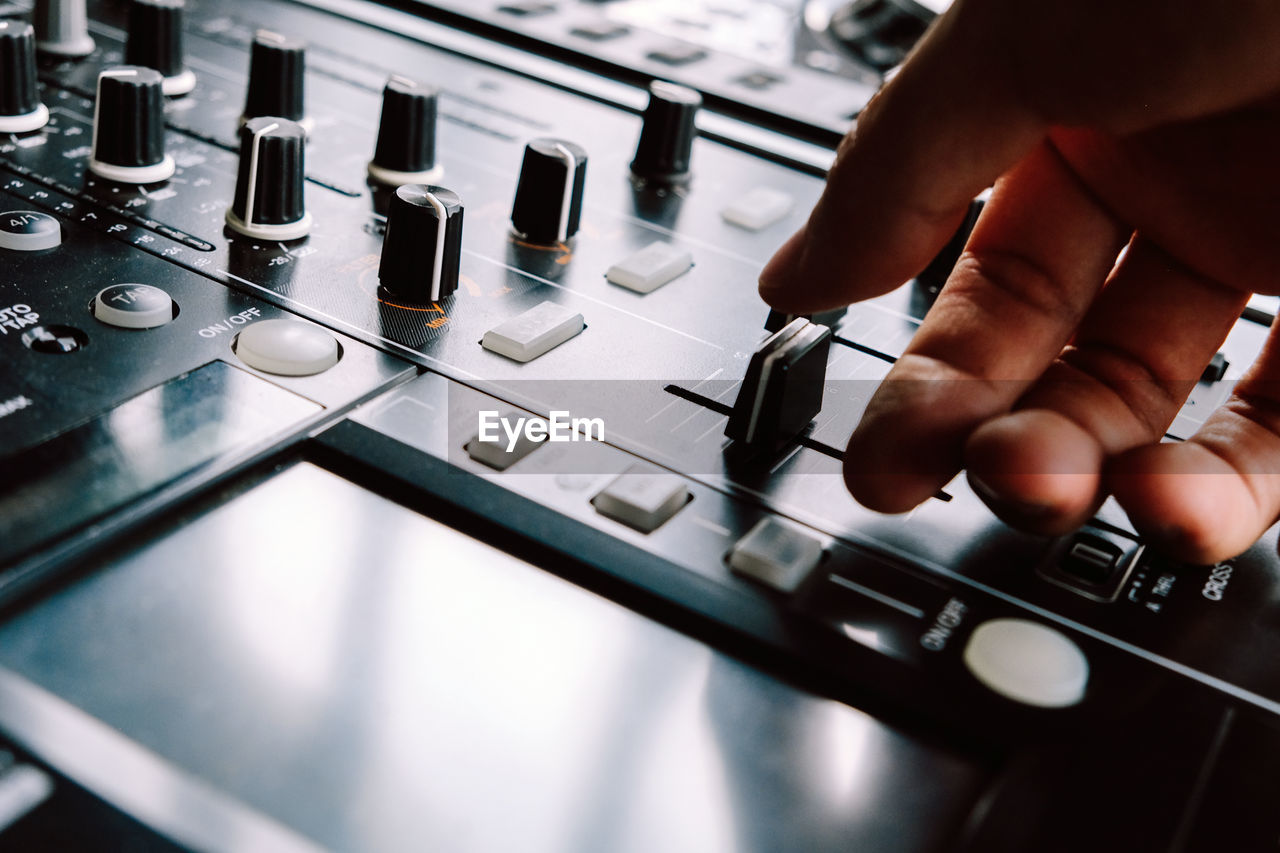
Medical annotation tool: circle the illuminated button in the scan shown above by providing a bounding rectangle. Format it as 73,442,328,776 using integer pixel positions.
963,618,1089,708
92,283,175,329
466,409,543,470
233,318,339,376
721,187,793,232
605,242,692,293
728,517,824,593
481,301,583,363
592,464,689,533
0,210,60,251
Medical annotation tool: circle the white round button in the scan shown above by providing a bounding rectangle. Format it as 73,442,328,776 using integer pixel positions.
93,284,175,329
233,318,339,376
962,618,1089,708
1,210,61,251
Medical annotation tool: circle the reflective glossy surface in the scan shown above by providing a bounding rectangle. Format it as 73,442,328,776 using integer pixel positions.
0,463,982,851
0,361,320,566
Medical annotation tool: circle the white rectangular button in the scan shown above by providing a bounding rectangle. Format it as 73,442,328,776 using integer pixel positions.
482,301,584,362
592,465,689,532
605,242,693,293
720,187,793,232
466,409,543,470
728,517,824,593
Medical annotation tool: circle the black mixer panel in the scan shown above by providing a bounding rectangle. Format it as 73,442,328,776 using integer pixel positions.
2,0,1280,850
0,175,412,579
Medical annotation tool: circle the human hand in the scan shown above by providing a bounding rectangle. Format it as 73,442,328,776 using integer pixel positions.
758,0,1280,562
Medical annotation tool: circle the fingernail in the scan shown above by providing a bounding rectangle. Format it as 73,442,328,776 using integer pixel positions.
968,473,1056,520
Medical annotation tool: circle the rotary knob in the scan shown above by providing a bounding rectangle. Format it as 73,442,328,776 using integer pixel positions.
89,66,175,184
367,75,442,186
0,22,48,133
630,81,700,187
225,116,311,240
510,138,587,245
33,0,95,58
125,0,196,97
378,184,463,304
242,30,309,131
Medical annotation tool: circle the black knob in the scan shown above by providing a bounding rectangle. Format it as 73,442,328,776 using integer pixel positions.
226,116,311,240
125,0,196,97
630,81,700,187
242,30,309,130
0,22,47,133
33,0,95,58
510,138,587,245
89,66,174,184
367,75,442,185
379,184,464,304
913,196,985,308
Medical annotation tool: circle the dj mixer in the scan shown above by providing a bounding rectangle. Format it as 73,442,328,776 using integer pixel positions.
2,0,1279,850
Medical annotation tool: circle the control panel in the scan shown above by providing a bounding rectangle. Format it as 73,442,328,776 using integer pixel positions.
1,0,1278,850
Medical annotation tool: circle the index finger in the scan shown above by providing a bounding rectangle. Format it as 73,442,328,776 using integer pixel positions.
758,2,1045,314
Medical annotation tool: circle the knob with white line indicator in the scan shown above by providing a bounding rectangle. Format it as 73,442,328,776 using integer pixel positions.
630,81,700,187
242,30,309,131
125,0,196,97
89,67,175,184
225,117,311,240
0,22,48,133
367,75,442,186
33,0,95,58
378,184,463,304
510,138,587,245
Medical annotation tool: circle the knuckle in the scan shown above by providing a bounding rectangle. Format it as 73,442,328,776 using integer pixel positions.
952,247,1081,319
